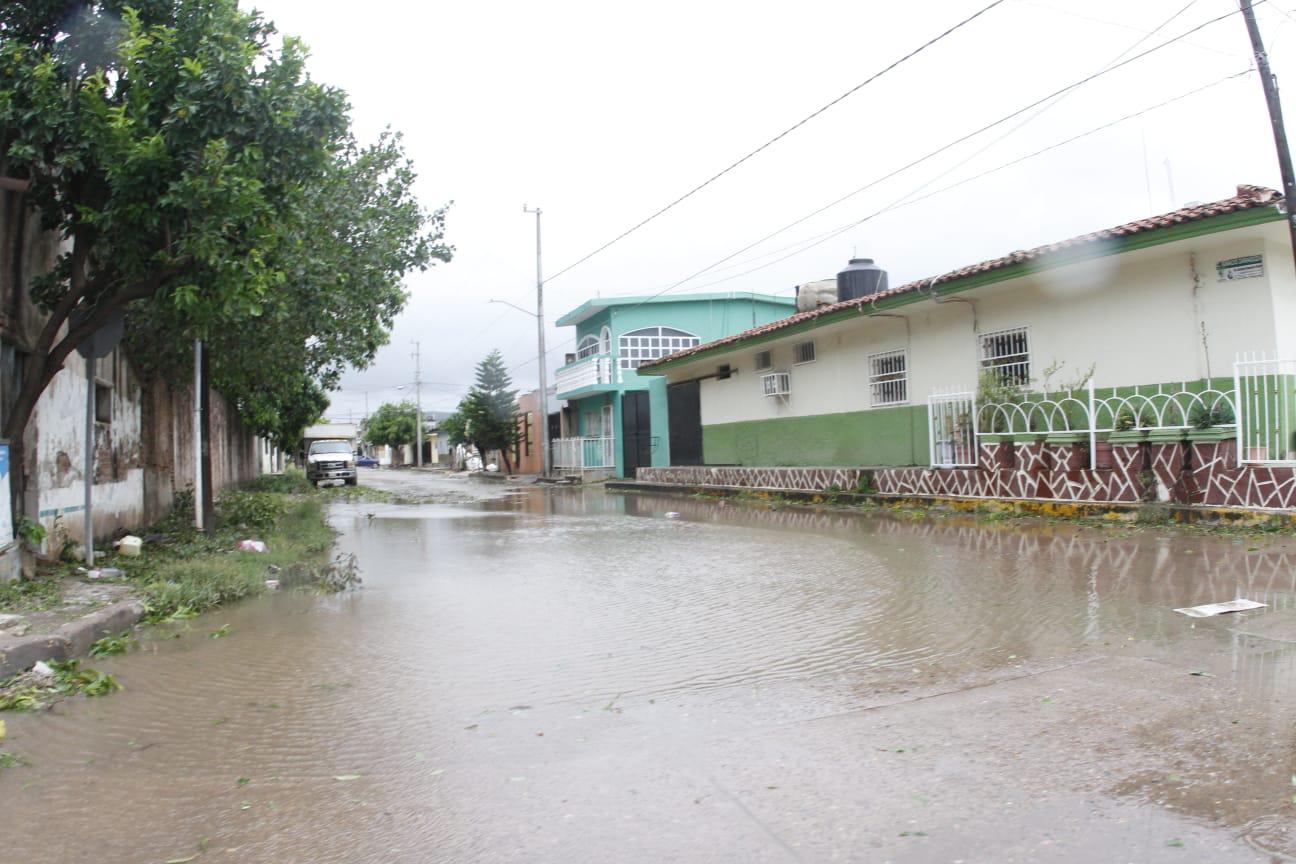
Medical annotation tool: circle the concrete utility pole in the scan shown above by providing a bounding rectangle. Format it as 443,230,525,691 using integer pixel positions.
193,339,203,530
412,341,423,467
523,205,551,477
1240,0,1296,274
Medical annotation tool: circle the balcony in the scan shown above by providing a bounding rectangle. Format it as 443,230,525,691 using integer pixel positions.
555,353,616,397
552,436,615,471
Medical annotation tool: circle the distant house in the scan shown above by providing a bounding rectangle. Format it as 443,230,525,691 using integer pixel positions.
551,293,796,478
638,185,1296,510
513,387,560,475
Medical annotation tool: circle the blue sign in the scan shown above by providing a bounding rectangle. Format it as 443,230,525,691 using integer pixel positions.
0,442,10,542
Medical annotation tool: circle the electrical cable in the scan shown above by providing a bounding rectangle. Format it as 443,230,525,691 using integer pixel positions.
541,0,1010,284
583,1,1263,311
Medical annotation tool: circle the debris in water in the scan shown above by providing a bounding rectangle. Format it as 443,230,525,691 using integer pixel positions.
334,774,362,781
264,579,281,591
665,512,681,519
1188,670,1214,677
1174,599,1266,618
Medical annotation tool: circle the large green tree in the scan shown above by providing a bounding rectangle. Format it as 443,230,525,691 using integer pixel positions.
0,0,449,495
361,400,421,452
453,350,519,473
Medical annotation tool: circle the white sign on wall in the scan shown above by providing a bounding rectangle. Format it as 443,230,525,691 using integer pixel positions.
1217,254,1264,281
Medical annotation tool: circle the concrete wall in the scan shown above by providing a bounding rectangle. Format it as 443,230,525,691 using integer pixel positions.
656,220,1294,467
0,191,262,571
33,355,260,557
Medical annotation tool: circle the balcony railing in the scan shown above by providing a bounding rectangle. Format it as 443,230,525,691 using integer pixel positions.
552,436,615,471
555,354,615,395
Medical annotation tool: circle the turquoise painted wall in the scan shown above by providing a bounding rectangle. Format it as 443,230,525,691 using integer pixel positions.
563,296,794,476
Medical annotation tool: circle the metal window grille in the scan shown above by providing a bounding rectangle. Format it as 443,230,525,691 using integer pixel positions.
868,349,907,406
792,340,816,364
754,350,772,371
618,326,700,370
761,371,791,397
979,326,1030,385
576,335,601,359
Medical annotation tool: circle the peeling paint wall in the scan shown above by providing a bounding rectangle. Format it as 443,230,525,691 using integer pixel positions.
1,192,263,569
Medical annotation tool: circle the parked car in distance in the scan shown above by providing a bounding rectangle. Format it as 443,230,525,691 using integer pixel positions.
356,454,379,468
306,439,357,486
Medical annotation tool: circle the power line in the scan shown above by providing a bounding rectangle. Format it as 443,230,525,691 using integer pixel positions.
591,1,1262,310
429,2,1262,390
541,0,1010,284
675,69,1254,294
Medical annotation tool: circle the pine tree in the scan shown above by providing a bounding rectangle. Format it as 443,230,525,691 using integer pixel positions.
460,350,520,472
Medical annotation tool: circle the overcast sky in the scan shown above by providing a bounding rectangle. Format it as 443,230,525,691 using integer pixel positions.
248,0,1295,421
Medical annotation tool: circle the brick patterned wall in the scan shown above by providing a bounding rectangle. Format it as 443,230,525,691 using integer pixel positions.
637,437,1296,511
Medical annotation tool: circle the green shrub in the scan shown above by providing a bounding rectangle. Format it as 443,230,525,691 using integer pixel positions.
216,491,284,532
247,468,312,494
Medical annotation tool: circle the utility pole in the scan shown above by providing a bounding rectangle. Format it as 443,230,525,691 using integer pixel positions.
193,339,203,531
412,341,423,467
1240,0,1296,274
523,205,550,477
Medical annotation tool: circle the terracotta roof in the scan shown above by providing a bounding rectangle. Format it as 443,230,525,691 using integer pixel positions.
642,184,1284,369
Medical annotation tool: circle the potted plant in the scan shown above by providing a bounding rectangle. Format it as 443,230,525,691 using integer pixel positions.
1108,408,1147,444
1186,401,1236,443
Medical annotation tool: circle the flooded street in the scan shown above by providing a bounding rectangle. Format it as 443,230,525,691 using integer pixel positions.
2,471,1295,863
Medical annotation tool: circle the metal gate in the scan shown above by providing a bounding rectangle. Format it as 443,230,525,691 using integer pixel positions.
928,390,977,467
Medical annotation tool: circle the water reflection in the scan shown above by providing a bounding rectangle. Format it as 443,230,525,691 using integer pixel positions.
1,483,1293,861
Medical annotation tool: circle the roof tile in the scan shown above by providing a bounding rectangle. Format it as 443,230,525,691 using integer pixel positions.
642,184,1283,369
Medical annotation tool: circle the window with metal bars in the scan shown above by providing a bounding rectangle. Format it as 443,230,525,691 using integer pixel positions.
618,326,700,370
792,340,816,365
753,350,772,371
868,349,907,406
979,327,1030,385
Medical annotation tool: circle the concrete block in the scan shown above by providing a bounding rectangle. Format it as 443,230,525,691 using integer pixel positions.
0,633,72,678
55,600,147,657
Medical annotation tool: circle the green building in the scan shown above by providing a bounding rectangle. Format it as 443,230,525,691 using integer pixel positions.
552,292,795,478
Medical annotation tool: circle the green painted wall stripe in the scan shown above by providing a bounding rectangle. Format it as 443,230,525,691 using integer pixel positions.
703,405,931,467
648,206,1286,372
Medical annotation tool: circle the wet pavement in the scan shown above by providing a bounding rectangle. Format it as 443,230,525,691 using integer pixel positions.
2,469,1294,862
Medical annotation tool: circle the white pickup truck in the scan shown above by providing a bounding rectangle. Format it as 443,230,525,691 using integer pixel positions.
305,439,357,487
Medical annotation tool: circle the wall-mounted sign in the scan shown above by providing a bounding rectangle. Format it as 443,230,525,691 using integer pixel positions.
1217,254,1264,281
0,442,11,544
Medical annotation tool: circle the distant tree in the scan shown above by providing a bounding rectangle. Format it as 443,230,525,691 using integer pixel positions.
453,350,519,473
361,401,422,452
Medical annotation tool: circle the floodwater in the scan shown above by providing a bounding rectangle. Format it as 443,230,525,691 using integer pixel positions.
2,472,1295,863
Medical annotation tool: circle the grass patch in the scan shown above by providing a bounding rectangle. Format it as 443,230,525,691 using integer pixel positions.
118,493,334,623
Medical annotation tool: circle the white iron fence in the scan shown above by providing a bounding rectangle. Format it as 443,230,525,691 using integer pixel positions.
1235,354,1296,464
551,436,616,472
926,355,1294,470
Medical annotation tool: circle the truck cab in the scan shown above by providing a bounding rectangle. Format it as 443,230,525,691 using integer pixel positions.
306,439,357,487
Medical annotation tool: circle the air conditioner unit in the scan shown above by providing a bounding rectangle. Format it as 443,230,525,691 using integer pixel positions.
761,371,791,397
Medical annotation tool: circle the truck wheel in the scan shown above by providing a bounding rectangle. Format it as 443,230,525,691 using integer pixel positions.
345,476,358,487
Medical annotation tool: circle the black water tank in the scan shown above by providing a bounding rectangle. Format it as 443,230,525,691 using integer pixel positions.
836,258,888,302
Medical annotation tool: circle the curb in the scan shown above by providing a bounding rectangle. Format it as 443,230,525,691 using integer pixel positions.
0,599,146,679
604,481,1296,525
